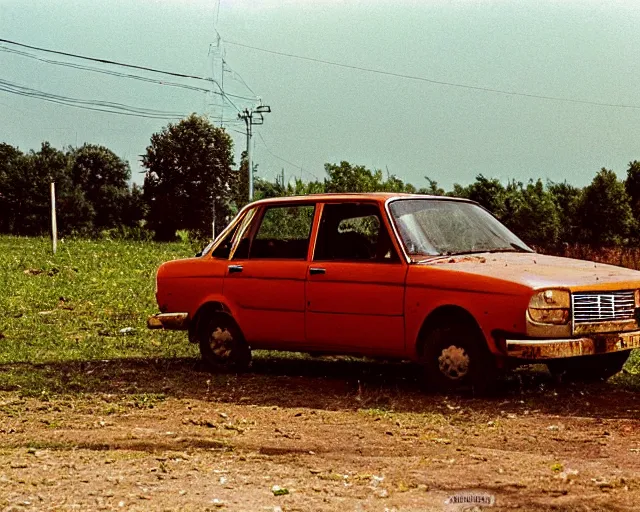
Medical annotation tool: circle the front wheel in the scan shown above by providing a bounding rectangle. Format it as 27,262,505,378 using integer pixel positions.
198,313,251,372
547,350,630,382
421,323,498,394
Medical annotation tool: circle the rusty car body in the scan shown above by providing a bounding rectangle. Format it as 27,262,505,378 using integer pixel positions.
149,193,640,390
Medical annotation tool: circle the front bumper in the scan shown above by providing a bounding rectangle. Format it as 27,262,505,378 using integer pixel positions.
147,312,189,330
506,330,640,359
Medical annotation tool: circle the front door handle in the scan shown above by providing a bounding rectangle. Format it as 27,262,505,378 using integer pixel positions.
228,264,243,274
309,267,326,275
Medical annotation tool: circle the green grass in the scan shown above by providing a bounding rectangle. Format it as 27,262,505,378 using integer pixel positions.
0,235,197,364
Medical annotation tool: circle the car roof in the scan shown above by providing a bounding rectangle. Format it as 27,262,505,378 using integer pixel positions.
249,192,473,206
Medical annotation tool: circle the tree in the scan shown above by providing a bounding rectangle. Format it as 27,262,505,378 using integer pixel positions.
323,161,421,194
255,176,286,200
324,161,385,192
508,180,561,248
464,174,509,219
419,177,445,196
449,183,471,199
625,160,640,235
8,142,93,236
67,144,132,231
255,174,326,201
0,143,23,233
0,141,141,236
548,181,582,245
577,168,634,246
231,151,250,210
142,114,235,240
120,183,146,229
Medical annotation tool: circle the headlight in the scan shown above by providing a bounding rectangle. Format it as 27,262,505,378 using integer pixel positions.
528,289,570,325
635,289,640,308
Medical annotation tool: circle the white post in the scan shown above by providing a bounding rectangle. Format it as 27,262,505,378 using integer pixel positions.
50,182,57,255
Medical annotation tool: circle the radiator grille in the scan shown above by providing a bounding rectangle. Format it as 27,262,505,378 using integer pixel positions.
572,290,636,324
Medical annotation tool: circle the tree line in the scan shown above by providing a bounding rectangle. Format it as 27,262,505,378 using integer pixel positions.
0,141,144,238
2,113,639,251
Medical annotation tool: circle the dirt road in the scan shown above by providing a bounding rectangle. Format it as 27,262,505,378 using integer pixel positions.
1,355,639,511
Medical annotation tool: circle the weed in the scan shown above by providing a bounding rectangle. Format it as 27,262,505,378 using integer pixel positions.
129,393,166,409
360,407,392,419
551,462,564,473
23,440,76,451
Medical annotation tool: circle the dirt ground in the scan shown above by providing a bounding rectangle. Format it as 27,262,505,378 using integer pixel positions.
0,355,639,511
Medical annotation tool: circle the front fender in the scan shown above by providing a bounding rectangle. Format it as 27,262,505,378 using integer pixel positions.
405,286,530,358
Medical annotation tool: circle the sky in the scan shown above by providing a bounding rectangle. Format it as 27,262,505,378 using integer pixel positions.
0,0,639,190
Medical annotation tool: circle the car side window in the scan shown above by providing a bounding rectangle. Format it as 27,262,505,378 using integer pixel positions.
314,203,399,262
249,205,315,260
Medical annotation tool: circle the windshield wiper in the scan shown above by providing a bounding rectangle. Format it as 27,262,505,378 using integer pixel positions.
439,249,499,256
440,244,532,257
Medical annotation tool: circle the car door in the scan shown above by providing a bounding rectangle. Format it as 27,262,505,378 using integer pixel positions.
223,202,316,349
305,201,407,356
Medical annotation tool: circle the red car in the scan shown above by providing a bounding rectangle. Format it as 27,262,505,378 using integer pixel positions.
148,193,640,391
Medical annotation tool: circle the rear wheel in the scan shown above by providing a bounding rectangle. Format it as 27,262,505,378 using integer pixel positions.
547,350,630,382
198,313,251,372
421,322,498,394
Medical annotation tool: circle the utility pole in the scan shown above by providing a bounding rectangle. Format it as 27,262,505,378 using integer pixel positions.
238,104,271,202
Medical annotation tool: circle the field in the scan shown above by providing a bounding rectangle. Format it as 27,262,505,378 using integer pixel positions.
1,236,640,511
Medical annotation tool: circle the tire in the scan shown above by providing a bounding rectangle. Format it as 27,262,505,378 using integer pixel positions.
198,313,251,372
421,322,498,394
547,350,630,382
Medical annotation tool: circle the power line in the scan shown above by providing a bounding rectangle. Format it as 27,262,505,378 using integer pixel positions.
232,70,258,98
257,132,300,169
257,132,320,181
224,39,640,111
0,38,214,83
0,45,212,94
0,78,188,119
0,45,258,101
0,38,249,110
223,61,259,99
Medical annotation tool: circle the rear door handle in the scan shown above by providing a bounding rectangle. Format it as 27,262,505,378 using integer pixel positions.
309,267,326,275
228,264,243,274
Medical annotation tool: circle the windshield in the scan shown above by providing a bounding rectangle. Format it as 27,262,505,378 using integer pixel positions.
388,199,533,259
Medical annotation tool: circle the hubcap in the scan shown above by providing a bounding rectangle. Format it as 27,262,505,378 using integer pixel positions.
438,345,470,381
209,327,233,360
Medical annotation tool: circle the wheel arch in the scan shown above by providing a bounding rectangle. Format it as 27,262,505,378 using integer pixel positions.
415,305,487,358
188,301,233,343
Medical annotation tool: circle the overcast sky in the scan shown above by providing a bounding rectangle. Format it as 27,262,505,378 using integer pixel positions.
1,0,639,190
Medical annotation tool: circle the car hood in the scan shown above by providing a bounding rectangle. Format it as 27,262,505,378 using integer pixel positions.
420,252,640,291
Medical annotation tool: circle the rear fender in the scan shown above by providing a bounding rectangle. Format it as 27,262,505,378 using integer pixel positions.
188,296,239,343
